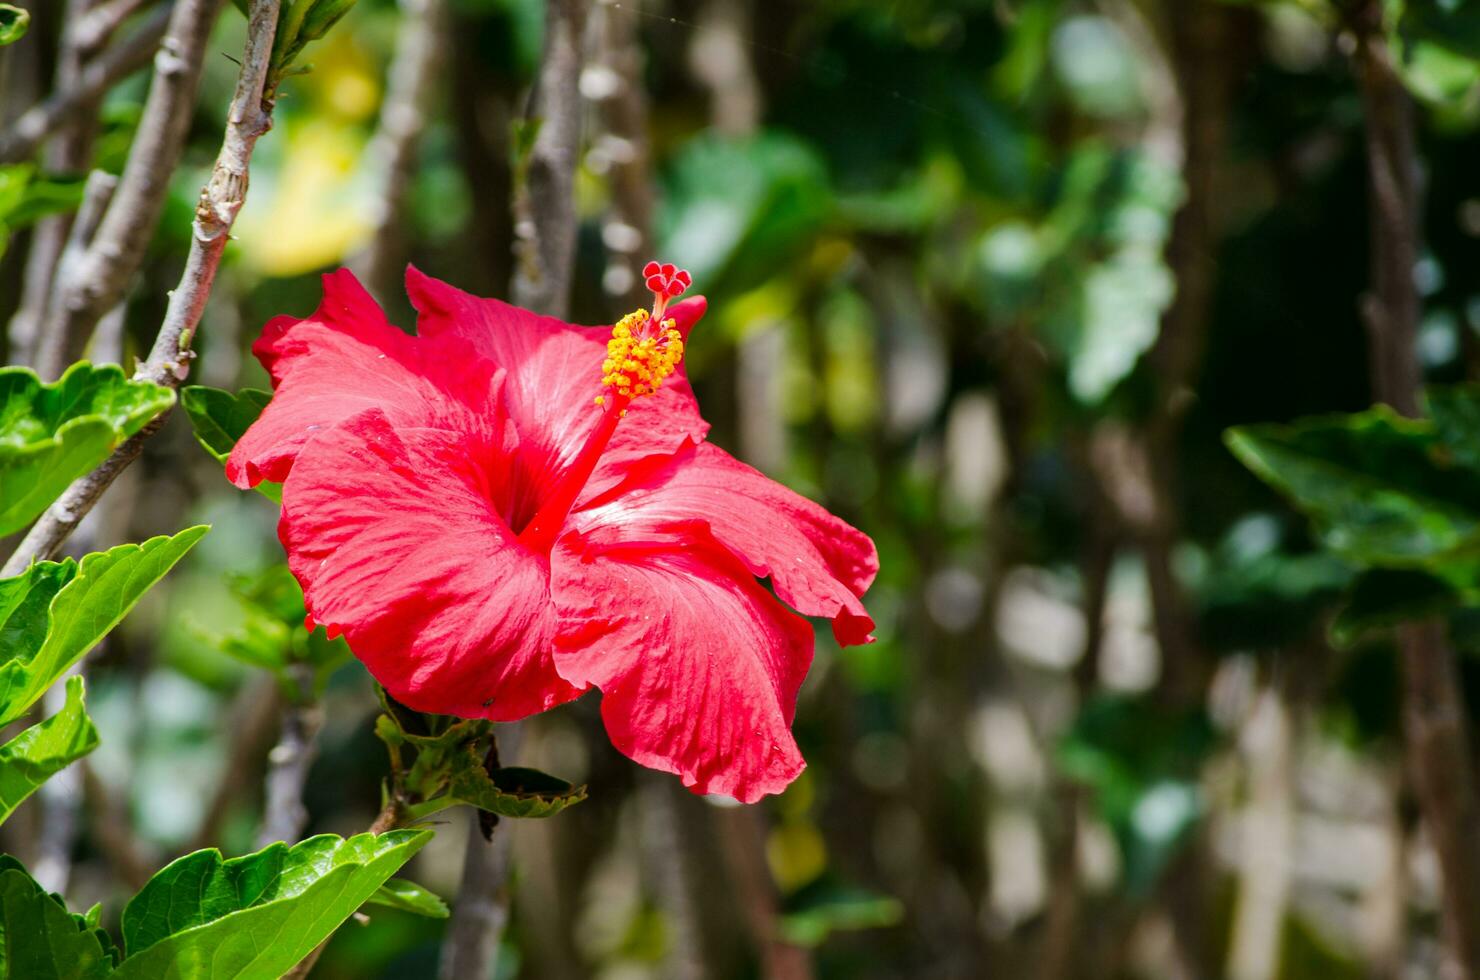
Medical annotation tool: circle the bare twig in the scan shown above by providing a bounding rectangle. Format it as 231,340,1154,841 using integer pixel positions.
437,722,524,980
437,809,519,980
349,0,447,303
4,0,279,576
1349,4,1480,976
35,0,222,377
12,166,116,371
0,4,171,166
717,805,813,980
73,0,162,53
30,170,119,378
509,0,588,319
435,3,590,976
592,0,654,311
80,759,156,890
256,665,322,848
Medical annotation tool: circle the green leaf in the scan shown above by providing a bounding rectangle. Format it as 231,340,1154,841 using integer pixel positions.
179,386,280,502
1057,696,1214,894
447,765,588,820
0,675,98,826
6,176,85,229
1401,0,1480,62
0,856,116,978
1225,408,1480,567
0,4,28,46
1425,385,1480,473
0,526,209,726
0,363,175,535
190,564,350,685
659,132,832,295
375,698,586,821
113,830,431,979
1331,567,1470,646
779,885,905,947
364,878,449,918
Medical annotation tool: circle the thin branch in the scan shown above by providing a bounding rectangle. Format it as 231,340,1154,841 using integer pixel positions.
0,4,172,165
256,664,323,848
32,170,120,378
349,0,447,303
73,0,162,54
35,0,222,377
4,0,280,576
594,0,654,312
437,809,519,980
509,0,588,319
1350,6,1480,974
433,3,590,976
13,168,117,371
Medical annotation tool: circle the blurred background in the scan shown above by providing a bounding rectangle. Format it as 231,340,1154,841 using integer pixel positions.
6,0,1480,977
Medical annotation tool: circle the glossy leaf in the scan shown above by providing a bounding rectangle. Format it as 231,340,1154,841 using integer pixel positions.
1225,408,1480,567
0,363,175,535
0,856,116,978
0,527,209,727
365,878,449,918
180,386,281,502
113,831,430,979
0,675,98,826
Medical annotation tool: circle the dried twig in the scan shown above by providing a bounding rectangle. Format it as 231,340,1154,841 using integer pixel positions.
0,3,170,166
73,0,161,53
1350,4,1480,975
349,0,447,303
35,0,222,377
509,0,588,319
4,0,280,577
256,665,323,848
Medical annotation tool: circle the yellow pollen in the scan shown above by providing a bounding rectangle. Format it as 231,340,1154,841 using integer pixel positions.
600,309,684,402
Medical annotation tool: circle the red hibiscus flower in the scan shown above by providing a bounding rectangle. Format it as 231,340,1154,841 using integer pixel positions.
227,262,877,802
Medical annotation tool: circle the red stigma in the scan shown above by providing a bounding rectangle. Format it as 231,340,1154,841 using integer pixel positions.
643,261,692,302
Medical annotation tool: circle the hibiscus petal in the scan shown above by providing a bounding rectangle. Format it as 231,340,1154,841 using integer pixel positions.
278,408,584,721
227,269,500,488
404,266,709,520
573,442,878,645
552,523,813,803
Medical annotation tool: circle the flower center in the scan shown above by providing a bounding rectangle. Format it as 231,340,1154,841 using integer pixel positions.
517,261,692,554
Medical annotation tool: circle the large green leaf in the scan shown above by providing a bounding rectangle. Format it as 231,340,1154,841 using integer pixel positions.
0,364,175,535
0,856,116,979
1225,407,1480,567
113,831,430,980
0,527,209,726
180,386,280,502
0,675,98,826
